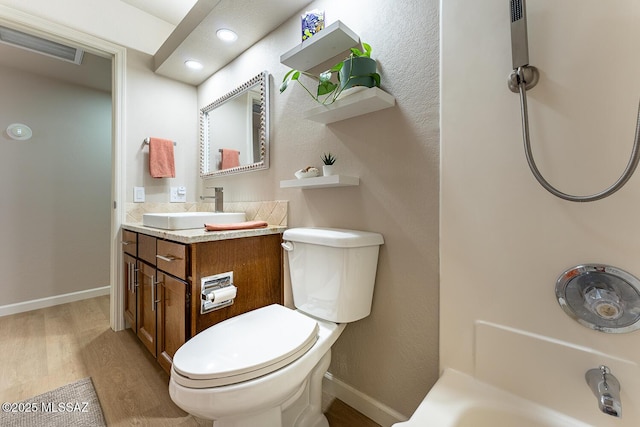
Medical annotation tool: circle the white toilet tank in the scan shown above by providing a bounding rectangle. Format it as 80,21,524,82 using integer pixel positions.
282,227,384,323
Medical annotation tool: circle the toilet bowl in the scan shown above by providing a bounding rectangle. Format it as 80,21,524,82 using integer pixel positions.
169,228,383,427
170,305,346,426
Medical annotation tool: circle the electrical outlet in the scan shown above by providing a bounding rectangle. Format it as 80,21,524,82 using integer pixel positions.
170,186,187,203
134,186,145,203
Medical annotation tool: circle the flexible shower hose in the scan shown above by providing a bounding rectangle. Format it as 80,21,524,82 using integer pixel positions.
516,66,640,202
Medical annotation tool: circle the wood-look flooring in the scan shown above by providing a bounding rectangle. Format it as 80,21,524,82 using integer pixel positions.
0,296,380,427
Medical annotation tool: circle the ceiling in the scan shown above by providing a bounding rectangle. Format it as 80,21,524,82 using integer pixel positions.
0,41,112,93
0,0,312,89
151,0,312,85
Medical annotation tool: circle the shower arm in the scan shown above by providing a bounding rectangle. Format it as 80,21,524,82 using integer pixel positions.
513,66,640,202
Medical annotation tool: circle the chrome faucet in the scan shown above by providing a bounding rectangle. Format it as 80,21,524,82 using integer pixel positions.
585,365,621,417
200,187,224,212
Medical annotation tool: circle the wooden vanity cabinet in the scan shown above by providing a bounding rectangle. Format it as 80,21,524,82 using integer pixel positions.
157,271,188,373
123,253,138,329
123,227,283,374
122,230,138,330
137,259,158,356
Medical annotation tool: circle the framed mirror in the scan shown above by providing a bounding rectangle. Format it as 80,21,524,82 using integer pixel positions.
200,71,270,178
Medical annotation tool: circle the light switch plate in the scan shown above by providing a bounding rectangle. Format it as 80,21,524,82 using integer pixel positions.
170,186,187,203
134,186,145,203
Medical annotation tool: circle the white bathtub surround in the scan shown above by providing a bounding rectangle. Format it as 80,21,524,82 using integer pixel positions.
441,0,640,425
393,369,590,427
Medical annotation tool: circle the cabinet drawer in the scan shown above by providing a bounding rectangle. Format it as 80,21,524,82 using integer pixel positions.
138,233,157,266
157,240,187,280
122,230,137,256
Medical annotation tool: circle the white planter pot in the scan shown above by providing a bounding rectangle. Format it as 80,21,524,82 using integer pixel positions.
322,165,335,176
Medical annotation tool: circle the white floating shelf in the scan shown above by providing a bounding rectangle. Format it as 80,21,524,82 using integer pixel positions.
303,87,396,124
280,21,360,71
280,175,360,189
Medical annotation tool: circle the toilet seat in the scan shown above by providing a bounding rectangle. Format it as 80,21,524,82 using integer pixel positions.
172,304,319,388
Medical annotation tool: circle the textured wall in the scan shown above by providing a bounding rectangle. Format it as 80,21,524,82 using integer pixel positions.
125,50,199,204
198,0,440,419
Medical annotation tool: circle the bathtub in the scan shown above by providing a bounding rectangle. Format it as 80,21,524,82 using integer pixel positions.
392,369,590,427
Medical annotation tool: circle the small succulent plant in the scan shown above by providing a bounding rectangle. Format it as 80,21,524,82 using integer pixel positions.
321,152,336,165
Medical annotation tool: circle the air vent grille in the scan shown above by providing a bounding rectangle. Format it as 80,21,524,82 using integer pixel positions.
0,26,84,64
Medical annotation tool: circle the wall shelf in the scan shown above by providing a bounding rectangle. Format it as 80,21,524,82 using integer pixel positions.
280,175,360,189
280,21,360,71
303,87,396,124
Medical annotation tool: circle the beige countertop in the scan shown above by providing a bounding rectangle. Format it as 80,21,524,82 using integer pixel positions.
122,223,287,244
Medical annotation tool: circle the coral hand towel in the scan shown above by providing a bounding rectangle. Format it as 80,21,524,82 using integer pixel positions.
221,148,240,170
204,220,268,231
149,137,175,178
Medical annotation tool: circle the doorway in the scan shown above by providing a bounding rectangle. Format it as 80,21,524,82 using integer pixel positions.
0,7,126,330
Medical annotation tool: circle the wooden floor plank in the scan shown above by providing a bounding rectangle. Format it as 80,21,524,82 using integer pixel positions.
0,296,380,427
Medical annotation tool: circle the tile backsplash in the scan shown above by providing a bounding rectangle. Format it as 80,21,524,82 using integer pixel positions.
125,200,288,226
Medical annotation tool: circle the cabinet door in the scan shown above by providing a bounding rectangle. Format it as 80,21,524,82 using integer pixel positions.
122,230,137,257
123,253,138,330
157,272,188,374
137,261,158,357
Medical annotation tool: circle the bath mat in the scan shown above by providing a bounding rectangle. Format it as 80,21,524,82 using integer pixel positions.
0,377,106,427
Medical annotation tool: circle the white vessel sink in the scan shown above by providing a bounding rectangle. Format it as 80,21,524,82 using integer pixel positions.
142,212,246,230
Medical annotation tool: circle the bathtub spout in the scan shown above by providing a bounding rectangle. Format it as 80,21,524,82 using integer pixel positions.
585,365,621,417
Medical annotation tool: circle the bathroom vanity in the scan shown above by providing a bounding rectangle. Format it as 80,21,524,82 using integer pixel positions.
121,224,285,374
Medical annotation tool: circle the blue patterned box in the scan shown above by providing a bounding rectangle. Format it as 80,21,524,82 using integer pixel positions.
301,9,325,41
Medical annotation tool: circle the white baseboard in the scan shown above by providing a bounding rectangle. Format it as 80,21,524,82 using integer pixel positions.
0,286,110,317
323,372,408,427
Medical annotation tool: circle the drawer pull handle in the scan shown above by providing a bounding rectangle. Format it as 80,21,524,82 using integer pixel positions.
121,240,134,246
156,254,180,262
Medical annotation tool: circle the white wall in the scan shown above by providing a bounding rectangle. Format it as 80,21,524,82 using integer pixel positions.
198,0,440,420
125,49,199,203
441,0,640,425
0,65,111,306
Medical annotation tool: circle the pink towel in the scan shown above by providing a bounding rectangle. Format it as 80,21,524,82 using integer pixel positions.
149,137,175,178
204,220,268,231
221,148,240,170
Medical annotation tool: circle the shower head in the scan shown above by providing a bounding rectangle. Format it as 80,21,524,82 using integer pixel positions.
510,0,529,69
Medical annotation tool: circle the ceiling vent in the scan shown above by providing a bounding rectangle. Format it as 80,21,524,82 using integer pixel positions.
0,25,84,64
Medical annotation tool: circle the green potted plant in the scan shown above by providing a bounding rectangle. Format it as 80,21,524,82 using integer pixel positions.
321,152,336,176
280,42,381,105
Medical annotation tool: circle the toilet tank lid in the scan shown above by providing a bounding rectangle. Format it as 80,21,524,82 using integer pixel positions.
283,227,384,248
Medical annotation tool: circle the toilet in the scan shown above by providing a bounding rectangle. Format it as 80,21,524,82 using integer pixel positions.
169,227,384,427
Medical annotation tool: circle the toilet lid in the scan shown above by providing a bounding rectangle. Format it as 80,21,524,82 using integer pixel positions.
172,304,319,387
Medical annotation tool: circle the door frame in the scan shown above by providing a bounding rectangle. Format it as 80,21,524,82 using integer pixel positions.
0,5,126,330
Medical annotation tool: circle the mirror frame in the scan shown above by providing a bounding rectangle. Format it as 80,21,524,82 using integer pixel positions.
200,70,270,178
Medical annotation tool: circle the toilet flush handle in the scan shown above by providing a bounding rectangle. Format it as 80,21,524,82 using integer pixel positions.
281,241,294,251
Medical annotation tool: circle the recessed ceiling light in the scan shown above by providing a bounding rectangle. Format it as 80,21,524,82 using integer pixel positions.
216,28,238,43
184,60,203,70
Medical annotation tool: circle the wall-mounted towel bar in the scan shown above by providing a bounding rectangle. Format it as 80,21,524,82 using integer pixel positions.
219,149,239,154
144,137,177,146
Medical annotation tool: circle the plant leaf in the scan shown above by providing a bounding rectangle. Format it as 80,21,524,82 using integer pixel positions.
362,42,372,57
329,62,343,72
317,81,337,96
350,47,364,57
372,73,381,87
